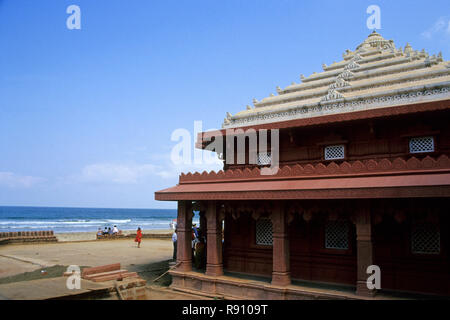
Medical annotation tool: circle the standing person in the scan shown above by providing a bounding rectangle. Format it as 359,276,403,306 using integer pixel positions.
135,227,142,248
171,219,177,230
192,223,199,238
112,225,119,234
172,229,177,261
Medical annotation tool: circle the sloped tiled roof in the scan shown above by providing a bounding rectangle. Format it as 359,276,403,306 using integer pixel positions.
223,31,450,129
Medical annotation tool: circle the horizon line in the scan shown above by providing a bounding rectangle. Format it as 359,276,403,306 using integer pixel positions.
0,205,177,210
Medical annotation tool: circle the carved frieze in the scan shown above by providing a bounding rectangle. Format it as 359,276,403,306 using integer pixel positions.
179,155,450,183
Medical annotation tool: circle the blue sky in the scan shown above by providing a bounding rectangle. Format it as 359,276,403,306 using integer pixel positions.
0,0,449,209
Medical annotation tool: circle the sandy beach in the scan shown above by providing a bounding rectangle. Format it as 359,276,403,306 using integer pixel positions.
0,231,174,279
0,228,206,300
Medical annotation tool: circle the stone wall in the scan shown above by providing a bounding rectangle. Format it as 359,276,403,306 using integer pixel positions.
0,231,58,245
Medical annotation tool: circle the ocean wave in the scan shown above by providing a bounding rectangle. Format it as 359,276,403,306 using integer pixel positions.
106,219,132,223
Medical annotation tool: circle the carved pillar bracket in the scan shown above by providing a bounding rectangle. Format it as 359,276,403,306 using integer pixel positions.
176,201,193,272
270,202,291,286
205,200,224,277
355,202,376,297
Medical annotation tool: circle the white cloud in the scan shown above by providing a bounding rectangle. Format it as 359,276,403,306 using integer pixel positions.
78,163,162,184
75,156,223,185
421,17,450,39
0,172,43,188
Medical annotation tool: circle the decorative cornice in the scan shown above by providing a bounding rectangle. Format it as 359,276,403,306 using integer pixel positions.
223,87,449,128
179,155,450,184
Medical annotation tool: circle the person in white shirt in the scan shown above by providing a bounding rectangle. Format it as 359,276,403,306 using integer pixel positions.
112,225,119,234
172,230,177,261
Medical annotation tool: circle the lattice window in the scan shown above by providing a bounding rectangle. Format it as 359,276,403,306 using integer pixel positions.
325,220,349,250
256,218,273,246
411,223,440,254
324,145,345,160
409,136,434,153
257,152,272,165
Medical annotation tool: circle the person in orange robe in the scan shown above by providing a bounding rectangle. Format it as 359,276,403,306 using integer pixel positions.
135,227,142,248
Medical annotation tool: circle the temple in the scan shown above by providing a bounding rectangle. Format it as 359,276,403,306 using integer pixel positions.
155,31,450,299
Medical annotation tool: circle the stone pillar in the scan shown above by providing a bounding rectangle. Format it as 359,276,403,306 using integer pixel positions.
355,203,376,296
176,200,193,272
205,200,223,277
199,211,206,240
271,202,291,286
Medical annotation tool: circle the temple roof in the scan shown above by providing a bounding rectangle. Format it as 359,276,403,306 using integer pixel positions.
223,31,450,129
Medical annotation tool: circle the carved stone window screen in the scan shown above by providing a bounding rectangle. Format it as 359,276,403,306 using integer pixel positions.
256,218,273,246
411,223,440,254
409,136,434,153
325,220,349,250
324,145,345,160
257,152,272,165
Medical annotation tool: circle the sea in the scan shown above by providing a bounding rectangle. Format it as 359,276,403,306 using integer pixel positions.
0,206,188,234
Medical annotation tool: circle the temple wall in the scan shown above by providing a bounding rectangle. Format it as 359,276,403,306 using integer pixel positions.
288,217,357,286
373,206,450,295
223,214,272,277
227,109,450,169
222,198,450,296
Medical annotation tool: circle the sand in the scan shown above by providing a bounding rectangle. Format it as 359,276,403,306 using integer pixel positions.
55,229,174,242
0,230,174,279
0,229,208,300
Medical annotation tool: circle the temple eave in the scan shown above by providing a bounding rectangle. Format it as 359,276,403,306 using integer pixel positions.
155,172,450,201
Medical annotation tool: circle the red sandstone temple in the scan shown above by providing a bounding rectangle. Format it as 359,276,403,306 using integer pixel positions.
155,32,450,299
